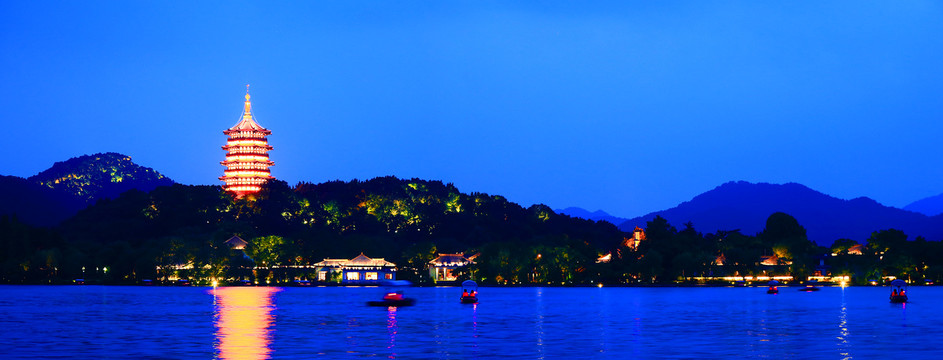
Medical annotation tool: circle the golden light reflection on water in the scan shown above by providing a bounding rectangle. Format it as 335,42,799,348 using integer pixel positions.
838,288,850,360
213,287,280,360
387,307,397,359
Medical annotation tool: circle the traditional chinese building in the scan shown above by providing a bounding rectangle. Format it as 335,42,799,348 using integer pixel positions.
313,253,396,285
625,226,646,250
596,253,612,264
428,253,476,282
759,255,779,266
220,86,274,196
224,235,248,250
847,244,865,255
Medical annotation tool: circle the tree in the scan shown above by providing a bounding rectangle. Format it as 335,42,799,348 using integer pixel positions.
401,242,437,283
248,235,288,267
829,239,859,255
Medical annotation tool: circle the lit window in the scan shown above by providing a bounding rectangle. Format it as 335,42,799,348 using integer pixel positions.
346,272,360,281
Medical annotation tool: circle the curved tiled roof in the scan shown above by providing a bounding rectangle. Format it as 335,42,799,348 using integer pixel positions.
313,253,396,267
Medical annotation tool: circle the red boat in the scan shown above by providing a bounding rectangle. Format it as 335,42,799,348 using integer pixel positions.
367,280,416,307
890,279,908,303
368,291,416,307
460,280,479,304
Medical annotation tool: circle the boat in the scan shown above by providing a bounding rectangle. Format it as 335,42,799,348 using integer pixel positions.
367,291,416,307
460,280,479,304
766,280,779,294
367,297,416,307
367,280,416,307
798,279,820,292
889,279,908,303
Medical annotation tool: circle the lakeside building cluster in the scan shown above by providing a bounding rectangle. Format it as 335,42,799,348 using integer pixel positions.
160,236,478,285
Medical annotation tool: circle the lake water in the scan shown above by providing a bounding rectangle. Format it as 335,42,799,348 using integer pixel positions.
0,285,939,359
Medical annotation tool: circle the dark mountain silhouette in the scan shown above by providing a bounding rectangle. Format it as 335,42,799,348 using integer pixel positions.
0,175,85,226
555,207,627,225
28,152,174,203
904,193,943,217
618,181,943,245
1,153,174,226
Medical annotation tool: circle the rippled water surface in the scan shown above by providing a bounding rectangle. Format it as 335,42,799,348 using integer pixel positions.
1,285,940,359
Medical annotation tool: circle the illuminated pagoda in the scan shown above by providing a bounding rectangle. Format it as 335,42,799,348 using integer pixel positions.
220,85,274,196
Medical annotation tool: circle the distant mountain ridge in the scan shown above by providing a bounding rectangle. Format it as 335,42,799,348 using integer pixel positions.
617,181,943,244
904,193,943,217
555,207,627,225
1,153,174,226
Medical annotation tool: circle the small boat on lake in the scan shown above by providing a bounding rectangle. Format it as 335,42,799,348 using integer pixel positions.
767,280,779,294
367,280,416,307
460,280,478,304
798,280,820,292
890,279,908,303
367,291,416,307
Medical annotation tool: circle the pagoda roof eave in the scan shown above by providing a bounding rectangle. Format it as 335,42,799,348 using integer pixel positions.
221,160,274,166
224,127,271,135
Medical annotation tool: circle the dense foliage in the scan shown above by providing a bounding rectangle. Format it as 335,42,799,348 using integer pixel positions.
29,152,173,204
0,177,621,284
3,177,943,286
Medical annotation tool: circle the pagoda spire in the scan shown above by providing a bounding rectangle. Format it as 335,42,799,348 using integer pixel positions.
243,84,253,121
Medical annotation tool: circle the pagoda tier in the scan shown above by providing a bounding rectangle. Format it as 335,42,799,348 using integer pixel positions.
220,86,274,196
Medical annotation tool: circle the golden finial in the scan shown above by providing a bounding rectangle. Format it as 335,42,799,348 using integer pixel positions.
243,84,252,117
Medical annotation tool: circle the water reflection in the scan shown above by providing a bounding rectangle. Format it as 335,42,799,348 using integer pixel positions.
838,287,850,360
213,287,280,360
387,307,397,359
535,288,545,360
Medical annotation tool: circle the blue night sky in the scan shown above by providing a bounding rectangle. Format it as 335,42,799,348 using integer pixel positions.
2,1,942,218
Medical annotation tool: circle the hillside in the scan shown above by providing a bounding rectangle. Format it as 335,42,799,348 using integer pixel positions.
904,193,943,217
618,181,943,244
555,207,627,226
0,175,85,226
28,152,174,203
0,153,174,226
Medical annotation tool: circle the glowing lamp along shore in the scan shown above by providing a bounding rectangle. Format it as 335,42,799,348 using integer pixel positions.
220,85,274,196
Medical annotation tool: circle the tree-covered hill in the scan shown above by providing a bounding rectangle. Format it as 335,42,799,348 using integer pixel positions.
5,177,943,286
49,177,624,284
29,152,174,204
5,157,943,286
0,153,175,227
